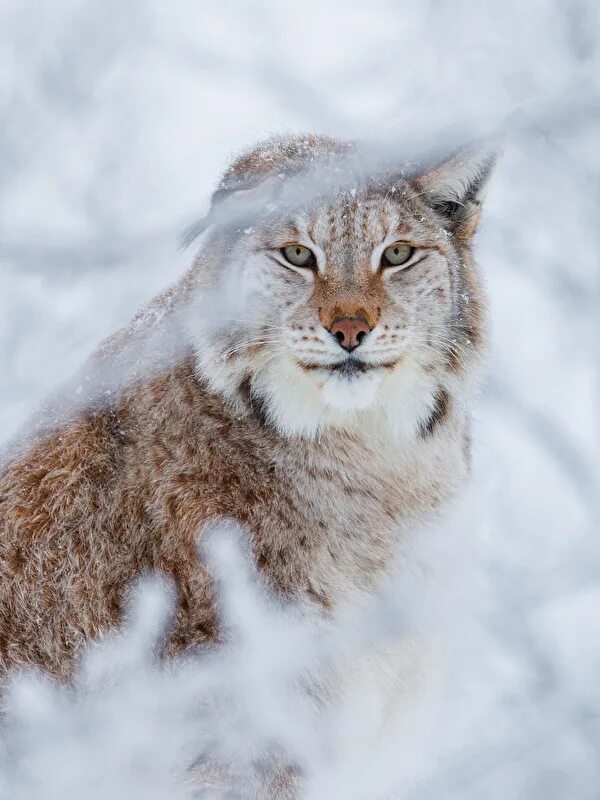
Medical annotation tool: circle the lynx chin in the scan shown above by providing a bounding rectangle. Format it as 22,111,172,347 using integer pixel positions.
0,134,495,690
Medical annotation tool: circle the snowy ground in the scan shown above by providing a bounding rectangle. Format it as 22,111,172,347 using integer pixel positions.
0,1,598,798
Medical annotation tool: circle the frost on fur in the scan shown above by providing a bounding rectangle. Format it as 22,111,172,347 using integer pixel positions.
0,513,473,800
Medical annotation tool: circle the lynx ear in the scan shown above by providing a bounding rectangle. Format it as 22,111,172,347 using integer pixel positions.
416,144,498,237
181,175,281,249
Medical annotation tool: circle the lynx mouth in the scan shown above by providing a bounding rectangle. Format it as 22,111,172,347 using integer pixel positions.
298,358,398,377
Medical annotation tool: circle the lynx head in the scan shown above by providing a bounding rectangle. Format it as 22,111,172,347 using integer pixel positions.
189,135,495,439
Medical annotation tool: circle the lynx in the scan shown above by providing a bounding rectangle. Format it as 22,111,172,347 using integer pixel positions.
0,134,495,688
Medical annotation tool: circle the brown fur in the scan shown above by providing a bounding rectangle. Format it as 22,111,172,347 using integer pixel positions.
0,134,494,683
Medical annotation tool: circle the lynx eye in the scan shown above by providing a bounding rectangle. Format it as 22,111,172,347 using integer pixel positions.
281,244,315,268
381,242,414,268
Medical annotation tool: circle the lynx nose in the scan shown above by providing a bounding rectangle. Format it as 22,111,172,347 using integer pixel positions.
329,316,371,352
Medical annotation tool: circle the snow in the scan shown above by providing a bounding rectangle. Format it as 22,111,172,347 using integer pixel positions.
0,0,598,797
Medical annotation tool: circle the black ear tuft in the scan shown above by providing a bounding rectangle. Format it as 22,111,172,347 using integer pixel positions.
180,214,213,249
180,175,281,249
181,134,355,249
416,144,498,236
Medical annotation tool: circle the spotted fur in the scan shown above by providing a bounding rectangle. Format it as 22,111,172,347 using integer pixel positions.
0,134,495,683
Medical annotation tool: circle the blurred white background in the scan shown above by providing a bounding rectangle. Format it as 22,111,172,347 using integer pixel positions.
0,1,598,797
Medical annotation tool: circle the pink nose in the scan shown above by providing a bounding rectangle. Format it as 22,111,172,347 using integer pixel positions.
329,316,371,352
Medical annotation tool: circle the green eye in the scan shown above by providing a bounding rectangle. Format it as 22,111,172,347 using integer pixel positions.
281,244,315,268
381,242,414,268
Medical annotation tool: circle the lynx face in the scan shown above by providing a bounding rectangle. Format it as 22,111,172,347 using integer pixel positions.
191,137,493,439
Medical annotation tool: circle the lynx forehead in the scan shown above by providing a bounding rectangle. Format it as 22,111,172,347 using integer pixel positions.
191,135,493,437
